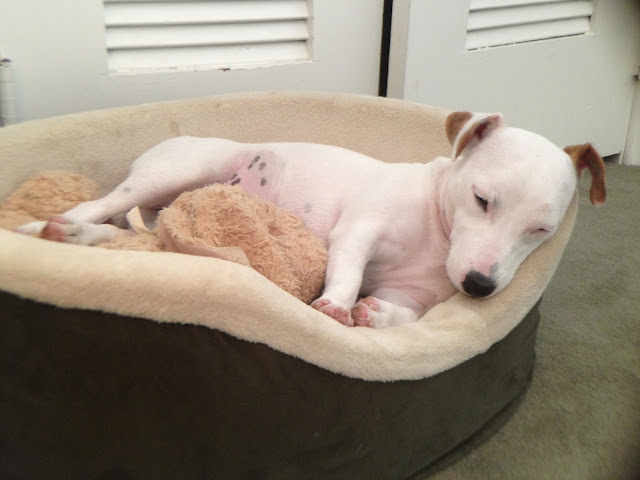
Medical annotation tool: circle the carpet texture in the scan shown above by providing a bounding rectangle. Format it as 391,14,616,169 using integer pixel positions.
425,164,640,479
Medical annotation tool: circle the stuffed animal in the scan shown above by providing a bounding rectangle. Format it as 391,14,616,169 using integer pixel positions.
0,171,327,303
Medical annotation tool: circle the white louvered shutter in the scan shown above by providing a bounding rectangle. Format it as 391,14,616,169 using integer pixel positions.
466,0,594,50
103,0,311,73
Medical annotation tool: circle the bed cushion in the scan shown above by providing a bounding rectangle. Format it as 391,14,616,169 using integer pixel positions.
0,290,540,479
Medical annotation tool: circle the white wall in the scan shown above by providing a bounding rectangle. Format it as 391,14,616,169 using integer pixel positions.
0,0,383,122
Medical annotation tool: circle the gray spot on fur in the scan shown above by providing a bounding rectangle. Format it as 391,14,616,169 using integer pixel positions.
261,177,267,186
248,156,260,169
304,203,312,213
231,178,241,186
259,162,266,170
123,187,132,193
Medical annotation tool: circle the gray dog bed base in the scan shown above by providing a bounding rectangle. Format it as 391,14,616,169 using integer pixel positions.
0,92,576,479
0,290,539,480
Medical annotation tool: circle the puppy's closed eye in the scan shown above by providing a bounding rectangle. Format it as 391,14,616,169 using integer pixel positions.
474,193,488,212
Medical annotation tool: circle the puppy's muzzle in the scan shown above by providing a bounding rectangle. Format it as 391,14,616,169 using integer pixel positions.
462,270,496,297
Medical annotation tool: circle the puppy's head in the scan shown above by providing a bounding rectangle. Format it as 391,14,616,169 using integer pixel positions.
441,111,606,298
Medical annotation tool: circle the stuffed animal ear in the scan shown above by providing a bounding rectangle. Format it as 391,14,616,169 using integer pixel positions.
446,111,505,159
563,143,606,205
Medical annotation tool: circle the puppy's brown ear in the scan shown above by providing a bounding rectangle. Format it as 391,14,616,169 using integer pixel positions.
563,143,606,205
446,111,473,145
446,112,504,159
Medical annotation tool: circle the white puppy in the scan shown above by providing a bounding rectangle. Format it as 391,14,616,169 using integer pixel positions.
16,112,606,328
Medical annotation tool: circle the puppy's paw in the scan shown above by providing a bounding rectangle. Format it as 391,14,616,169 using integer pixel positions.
38,216,84,243
311,298,354,327
351,296,419,328
351,297,381,328
39,216,74,242
40,216,102,245
14,217,84,244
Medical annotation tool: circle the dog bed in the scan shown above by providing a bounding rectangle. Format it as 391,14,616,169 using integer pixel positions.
0,92,577,479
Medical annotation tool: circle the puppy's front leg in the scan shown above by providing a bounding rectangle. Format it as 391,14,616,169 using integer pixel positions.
311,222,379,326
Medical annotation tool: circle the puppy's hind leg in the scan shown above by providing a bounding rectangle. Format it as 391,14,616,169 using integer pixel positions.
29,170,186,244
67,136,243,224
15,174,166,242
16,136,242,244
13,185,137,239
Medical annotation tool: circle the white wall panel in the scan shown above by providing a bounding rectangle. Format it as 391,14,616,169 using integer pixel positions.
0,0,384,121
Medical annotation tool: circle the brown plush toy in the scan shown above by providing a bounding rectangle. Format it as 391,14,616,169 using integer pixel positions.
0,171,328,304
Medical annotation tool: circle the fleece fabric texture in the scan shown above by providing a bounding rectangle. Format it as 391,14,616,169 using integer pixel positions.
0,91,576,381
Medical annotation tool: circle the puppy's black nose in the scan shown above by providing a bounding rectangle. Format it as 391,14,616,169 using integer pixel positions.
462,271,496,297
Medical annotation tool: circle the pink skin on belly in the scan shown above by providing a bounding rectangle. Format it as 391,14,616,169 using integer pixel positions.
224,152,277,199
221,149,343,244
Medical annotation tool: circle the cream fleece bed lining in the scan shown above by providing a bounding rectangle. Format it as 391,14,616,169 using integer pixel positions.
0,91,577,381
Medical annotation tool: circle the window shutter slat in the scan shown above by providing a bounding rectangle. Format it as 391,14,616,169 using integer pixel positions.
470,0,570,10
107,42,309,72
466,0,593,50
104,0,309,26
105,21,309,49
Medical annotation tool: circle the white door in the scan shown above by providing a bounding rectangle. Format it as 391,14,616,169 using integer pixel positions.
388,0,640,157
0,0,383,122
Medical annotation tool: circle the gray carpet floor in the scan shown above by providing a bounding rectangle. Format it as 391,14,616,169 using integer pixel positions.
426,164,640,479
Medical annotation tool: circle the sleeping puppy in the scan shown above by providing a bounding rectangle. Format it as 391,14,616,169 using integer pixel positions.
16,112,606,328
